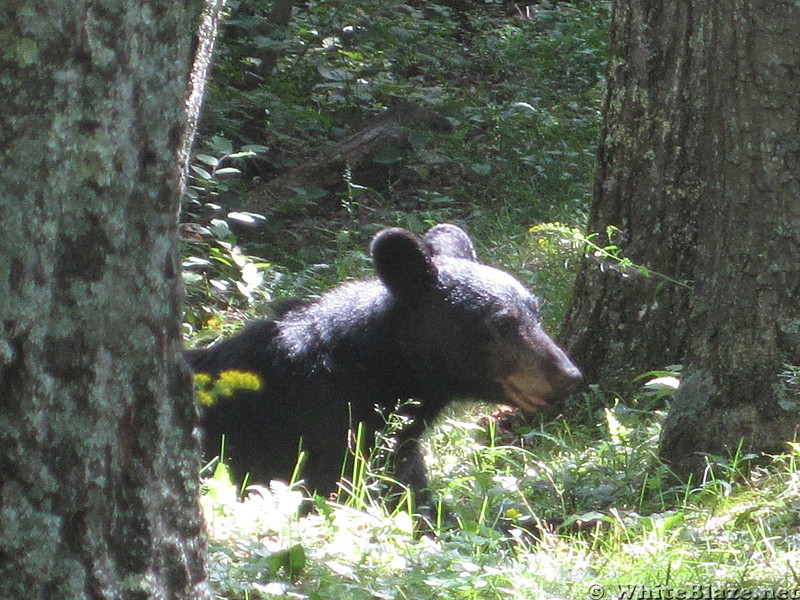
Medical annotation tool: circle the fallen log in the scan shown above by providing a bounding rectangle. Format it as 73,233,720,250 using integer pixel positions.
249,101,453,215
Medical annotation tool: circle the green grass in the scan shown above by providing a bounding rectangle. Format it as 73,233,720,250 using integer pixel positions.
201,404,800,600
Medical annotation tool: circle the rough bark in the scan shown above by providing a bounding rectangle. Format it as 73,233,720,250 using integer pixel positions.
181,0,228,196
250,101,453,215
0,2,211,599
562,0,800,478
656,2,800,476
560,1,700,387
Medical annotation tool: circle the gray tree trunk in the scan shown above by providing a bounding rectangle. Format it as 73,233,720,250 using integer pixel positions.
560,2,700,387
654,2,800,477
256,0,295,81
562,1,800,478
180,0,227,195
0,2,212,599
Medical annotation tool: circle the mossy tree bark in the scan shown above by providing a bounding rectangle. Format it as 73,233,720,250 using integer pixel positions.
0,2,212,599
561,1,800,477
561,2,701,387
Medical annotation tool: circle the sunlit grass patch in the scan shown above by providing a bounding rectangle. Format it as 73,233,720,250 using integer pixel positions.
201,400,800,600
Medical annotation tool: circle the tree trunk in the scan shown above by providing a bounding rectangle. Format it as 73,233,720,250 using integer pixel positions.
655,2,800,476
0,3,212,599
560,1,700,387
181,0,228,195
562,1,800,478
257,0,295,81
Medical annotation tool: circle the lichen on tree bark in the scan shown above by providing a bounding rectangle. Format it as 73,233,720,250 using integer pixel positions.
0,2,213,599
562,0,800,478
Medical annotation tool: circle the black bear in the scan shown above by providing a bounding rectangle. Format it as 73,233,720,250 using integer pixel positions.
186,224,581,509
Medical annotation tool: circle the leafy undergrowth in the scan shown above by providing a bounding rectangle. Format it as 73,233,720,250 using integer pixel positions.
185,0,609,291
201,403,800,600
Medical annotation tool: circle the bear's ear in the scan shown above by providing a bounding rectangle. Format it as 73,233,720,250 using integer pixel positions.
423,223,478,261
371,228,438,302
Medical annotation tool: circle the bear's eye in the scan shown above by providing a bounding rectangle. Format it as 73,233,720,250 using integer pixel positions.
492,313,520,338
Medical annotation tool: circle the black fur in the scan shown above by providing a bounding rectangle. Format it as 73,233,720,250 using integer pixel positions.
185,224,581,510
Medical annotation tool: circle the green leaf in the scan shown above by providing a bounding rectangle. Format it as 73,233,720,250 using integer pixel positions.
471,162,492,175
227,211,267,227
195,154,219,167
209,135,233,155
190,165,213,180
214,167,241,176
317,66,354,81
242,144,270,154
182,272,203,284
269,544,306,577
182,257,212,268
208,219,232,238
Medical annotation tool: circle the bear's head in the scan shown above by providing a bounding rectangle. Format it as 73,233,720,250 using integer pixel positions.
371,224,582,415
